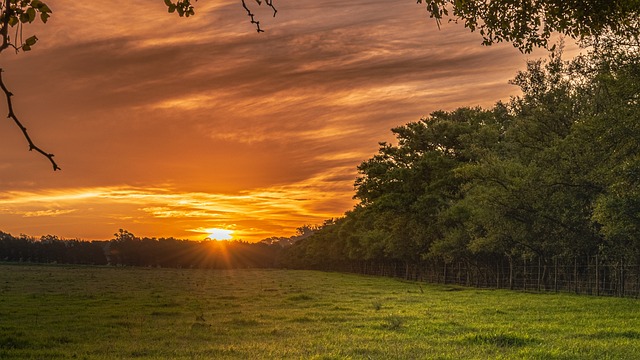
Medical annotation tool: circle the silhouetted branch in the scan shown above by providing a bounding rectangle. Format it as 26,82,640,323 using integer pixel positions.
241,0,263,33
242,0,277,33
265,0,277,17
0,69,60,171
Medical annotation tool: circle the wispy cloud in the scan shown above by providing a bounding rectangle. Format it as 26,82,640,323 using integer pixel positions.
0,174,355,241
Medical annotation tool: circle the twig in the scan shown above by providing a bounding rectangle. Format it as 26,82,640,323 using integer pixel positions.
0,69,60,171
265,0,277,17
241,0,263,33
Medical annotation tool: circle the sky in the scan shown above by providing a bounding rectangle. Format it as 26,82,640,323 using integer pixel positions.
0,0,566,242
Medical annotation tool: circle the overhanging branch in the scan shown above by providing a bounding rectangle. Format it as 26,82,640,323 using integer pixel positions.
0,68,60,171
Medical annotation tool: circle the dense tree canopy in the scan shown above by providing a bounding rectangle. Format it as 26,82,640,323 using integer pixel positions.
418,0,640,52
280,38,640,287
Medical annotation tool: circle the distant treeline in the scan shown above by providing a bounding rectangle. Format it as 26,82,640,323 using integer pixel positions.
277,39,640,295
0,230,284,268
0,226,317,268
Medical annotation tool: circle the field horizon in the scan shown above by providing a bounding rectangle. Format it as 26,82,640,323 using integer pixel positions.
1,263,639,359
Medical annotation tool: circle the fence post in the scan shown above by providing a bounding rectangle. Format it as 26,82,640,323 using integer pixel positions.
574,257,578,294
554,257,558,293
537,256,542,292
523,258,527,291
443,262,448,285
596,254,600,296
509,257,513,290
618,257,624,297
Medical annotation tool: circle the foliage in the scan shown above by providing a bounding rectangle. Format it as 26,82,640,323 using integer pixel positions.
417,0,640,52
281,39,640,280
0,0,52,53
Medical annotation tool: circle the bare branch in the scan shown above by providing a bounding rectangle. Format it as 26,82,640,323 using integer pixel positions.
0,69,60,171
241,0,264,33
265,0,277,17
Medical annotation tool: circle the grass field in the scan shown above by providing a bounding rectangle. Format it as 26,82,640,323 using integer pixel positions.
0,264,639,359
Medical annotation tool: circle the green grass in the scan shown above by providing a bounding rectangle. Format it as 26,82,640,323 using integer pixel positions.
0,264,639,359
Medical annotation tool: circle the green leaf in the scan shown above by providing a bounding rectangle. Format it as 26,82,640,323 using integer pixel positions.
31,0,42,8
21,44,31,51
25,35,37,46
40,4,52,13
164,0,172,6
40,12,49,23
27,7,36,23
168,4,176,13
8,16,18,27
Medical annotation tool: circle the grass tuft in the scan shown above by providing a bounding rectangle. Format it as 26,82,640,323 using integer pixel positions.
383,314,404,330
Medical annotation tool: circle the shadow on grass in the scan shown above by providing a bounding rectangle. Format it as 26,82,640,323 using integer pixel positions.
465,332,539,347
588,329,640,339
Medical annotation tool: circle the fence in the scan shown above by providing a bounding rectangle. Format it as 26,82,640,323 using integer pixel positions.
340,256,640,298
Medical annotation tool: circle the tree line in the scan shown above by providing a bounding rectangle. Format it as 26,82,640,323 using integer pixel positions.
278,37,640,295
0,229,285,269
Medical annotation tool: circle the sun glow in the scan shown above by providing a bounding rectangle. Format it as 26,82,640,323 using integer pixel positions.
204,228,234,241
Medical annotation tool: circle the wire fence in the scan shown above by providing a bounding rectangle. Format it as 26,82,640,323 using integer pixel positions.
339,256,640,298
417,257,640,298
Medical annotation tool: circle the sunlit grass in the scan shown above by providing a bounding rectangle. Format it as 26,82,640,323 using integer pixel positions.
0,264,639,359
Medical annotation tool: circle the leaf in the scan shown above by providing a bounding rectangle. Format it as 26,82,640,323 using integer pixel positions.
21,44,31,51
40,12,49,23
40,4,52,13
8,16,18,27
164,0,172,6
168,4,176,13
27,7,36,23
25,35,37,46
31,0,42,8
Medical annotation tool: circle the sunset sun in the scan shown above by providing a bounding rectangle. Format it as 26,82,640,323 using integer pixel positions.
205,228,234,241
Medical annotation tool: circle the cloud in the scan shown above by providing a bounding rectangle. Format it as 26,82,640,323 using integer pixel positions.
21,209,77,217
0,177,355,241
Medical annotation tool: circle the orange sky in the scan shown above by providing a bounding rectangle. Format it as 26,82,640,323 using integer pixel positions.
0,0,568,242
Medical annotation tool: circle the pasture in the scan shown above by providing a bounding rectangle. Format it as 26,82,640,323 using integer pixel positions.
0,264,638,359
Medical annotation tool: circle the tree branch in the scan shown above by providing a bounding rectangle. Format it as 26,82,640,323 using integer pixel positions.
0,68,60,171
265,0,277,18
241,0,263,33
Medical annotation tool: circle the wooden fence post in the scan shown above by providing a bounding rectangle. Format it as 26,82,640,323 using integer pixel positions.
574,257,578,294
554,257,558,293
596,254,600,296
509,257,513,290
537,256,542,292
